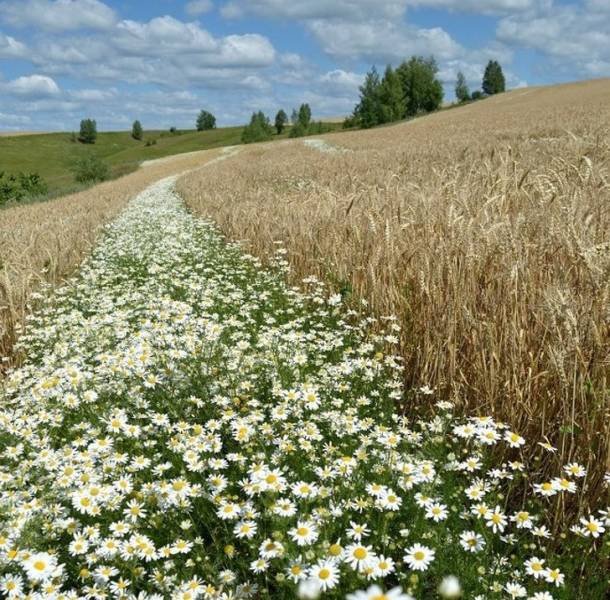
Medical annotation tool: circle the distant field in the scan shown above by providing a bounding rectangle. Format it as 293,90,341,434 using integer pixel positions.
0,123,342,197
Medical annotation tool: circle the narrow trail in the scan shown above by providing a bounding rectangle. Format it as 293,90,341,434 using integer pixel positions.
0,176,605,598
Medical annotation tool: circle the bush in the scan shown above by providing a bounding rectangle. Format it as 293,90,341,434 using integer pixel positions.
241,112,274,144
471,90,484,101
288,122,308,138
0,171,48,205
72,154,109,184
79,118,97,144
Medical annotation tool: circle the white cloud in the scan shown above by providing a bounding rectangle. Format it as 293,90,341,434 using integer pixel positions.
70,88,118,101
221,0,409,21
26,15,277,86
497,3,610,76
186,0,214,16
3,74,61,97
409,0,548,14
320,69,364,94
0,31,28,58
309,19,461,62
0,0,117,32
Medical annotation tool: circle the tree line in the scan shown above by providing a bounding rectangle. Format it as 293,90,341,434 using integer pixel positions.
73,59,506,152
348,58,506,129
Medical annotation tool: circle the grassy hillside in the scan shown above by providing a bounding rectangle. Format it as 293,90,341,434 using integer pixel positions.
0,123,341,197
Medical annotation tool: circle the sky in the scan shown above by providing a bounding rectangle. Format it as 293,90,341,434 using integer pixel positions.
0,0,608,131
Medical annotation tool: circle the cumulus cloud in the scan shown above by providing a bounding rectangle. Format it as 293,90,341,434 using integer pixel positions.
320,69,364,94
0,0,117,32
309,20,462,62
25,15,276,86
3,74,61,97
186,0,214,16
221,0,409,21
0,31,28,58
497,3,610,76
408,0,549,14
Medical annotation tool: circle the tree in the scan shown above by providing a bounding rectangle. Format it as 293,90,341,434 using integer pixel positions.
352,66,383,128
378,65,405,123
132,120,143,140
78,118,97,144
455,71,470,103
396,56,444,117
241,111,274,144
290,108,299,125
297,103,312,129
482,60,506,95
196,110,216,131
274,109,288,135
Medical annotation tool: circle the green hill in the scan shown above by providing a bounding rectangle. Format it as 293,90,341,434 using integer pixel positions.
0,123,342,200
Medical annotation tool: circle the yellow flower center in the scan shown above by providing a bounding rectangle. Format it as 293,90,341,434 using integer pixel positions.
318,568,330,580
297,527,308,536
33,560,47,571
414,551,425,561
354,547,367,560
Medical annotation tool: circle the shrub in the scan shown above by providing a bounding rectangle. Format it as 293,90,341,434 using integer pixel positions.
79,118,97,144
0,171,48,205
471,90,484,101
72,154,109,183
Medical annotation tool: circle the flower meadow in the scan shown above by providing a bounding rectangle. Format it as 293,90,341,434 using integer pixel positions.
0,177,608,599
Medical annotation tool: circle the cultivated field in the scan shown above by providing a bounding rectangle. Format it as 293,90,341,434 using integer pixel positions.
178,79,610,504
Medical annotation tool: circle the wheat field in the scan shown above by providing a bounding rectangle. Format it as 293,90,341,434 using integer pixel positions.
178,79,610,506
0,148,224,366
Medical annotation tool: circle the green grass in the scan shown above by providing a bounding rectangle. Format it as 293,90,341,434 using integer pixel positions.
0,123,342,200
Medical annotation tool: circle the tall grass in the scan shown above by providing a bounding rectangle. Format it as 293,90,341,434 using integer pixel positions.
177,80,610,506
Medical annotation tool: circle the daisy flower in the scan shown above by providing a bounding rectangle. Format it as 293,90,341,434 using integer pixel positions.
459,531,485,553
309,560,340,591
23,552,60,582
289,521,319,546
347,585,414,600
345,543,376,571
404,544,435,571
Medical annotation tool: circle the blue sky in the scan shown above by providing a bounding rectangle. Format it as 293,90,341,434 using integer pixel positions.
0,0,608,131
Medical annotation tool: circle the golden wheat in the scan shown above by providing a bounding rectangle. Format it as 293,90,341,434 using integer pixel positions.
178,79,610,506
0,148,223,365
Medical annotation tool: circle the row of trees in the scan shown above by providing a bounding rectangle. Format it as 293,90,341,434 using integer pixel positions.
77,59,506,145
455,60,506,103
349,58,506,129
77,119,145,144
241,104,330,144
348,57,444,129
